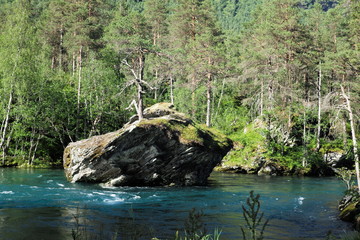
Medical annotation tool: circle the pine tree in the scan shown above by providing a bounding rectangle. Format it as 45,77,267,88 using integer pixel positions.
168,0,225,123
143,0,171,102
193,0,225,127
105,3,153,120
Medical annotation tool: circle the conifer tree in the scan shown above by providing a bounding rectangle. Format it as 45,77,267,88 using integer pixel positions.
105,2,153,120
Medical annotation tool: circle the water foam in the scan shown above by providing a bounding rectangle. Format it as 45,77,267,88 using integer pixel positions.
103,197,125,204
0,191,14,194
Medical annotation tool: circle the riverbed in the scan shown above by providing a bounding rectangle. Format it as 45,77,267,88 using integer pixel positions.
0,168,352,239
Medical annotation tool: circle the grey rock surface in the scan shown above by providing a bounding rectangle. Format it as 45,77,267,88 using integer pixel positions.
63,103,232,186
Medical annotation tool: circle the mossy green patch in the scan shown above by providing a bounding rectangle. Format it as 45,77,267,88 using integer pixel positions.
197,124,232,149
223,122,267,167
339,202,360,222
137,118,204,145
137,118,172,128
137,117,232,149
177,124,203,145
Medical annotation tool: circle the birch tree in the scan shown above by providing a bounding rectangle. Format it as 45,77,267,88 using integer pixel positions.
340,85,360,192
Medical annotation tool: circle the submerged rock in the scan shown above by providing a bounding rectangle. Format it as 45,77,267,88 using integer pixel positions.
63,103,232,187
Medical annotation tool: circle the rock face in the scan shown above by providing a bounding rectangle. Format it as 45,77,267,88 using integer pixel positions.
63,103,232,187
257,161,284,176
339,193,360,230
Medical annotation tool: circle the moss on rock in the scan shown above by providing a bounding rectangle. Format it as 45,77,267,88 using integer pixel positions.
63,103,233,186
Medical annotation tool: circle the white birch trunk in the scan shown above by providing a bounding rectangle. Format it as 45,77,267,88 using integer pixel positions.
170,76,174,105
341,85,360,193
206,79,212,127
316,62,322,151
76,46,83,139
0,91,13,154
260,78,264,116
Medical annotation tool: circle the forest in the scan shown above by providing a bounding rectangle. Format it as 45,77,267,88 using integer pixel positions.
0,0,359,172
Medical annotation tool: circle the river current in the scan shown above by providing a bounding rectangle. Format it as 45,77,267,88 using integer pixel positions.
0,168,352,239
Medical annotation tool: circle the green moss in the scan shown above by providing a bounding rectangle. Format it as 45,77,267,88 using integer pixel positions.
197,124,232,149
137,118,171,128
63,146,72,168
340,202,360,222
178,124,203,145
139,118,204,144
137,117,231,148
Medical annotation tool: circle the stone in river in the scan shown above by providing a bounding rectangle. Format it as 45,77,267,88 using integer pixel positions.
63,103,232,187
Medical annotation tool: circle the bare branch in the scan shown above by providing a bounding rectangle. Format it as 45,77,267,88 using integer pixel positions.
125,99,139,114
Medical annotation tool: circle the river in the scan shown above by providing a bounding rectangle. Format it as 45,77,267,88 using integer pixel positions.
0,168,352,239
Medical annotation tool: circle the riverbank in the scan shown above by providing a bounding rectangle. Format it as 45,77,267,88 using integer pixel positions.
0,157,62,169
339,190,360,231
215,146,353,177
215,159,336,177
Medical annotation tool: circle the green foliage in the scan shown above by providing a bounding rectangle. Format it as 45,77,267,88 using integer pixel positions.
174,208,222,240
339,232,360,240
327,231,360,240
240,191,269,240
212,96,250,135
0,0,358,169
224,122,266,168
336,167,355,191
183,208,208,239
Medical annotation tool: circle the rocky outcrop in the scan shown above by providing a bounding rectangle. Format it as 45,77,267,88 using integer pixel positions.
257,161,284,176
339,193,360,230
63,103,232,187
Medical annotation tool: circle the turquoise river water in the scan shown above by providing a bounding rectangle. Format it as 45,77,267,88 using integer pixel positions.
0,168,353,239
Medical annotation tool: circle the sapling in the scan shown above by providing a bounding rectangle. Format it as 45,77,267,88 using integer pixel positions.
336,167,355,191
240,191,269,240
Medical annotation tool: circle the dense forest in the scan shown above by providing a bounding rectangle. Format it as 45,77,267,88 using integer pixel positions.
0,0,359,172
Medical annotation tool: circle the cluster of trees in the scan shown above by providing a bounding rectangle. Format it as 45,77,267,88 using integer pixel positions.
0,0,358,170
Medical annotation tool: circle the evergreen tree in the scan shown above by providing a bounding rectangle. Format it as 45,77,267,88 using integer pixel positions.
105,3,153,120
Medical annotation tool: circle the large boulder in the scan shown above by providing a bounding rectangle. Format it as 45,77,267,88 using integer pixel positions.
339,194,360,230
63,103,233,187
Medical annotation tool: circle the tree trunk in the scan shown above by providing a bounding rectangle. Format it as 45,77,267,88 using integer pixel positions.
260,78,264,116
0,90,13,164
49,119,65,148
268,78,274,110
303,103,308,167
59,24,64,70
51,56,55,70
28,128,36,164
136,54,146,120
191,75,196,118
137,79,144,120
72,52,76,76
30,134,41,165
170,76,174,104
316,62,322,151
76,46,83,140
214,78,225,121
341,84,360,193
206,57,212,127
343,118,348,149
206,74,212,127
